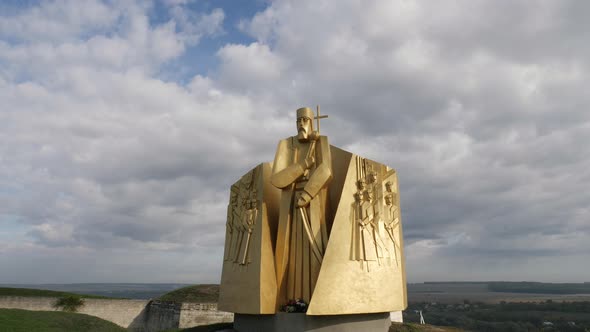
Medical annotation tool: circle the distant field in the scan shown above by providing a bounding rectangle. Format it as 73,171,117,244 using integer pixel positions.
408,282,590,304
0,283,189,299
406,300,590,331
0,287,111,299
489,281,590,294
155,281,590,305
157,284,219,303
0,308,126,332
4,282,590,305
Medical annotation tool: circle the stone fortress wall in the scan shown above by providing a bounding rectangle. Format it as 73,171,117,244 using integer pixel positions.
180,302,234,328
0,296,233,331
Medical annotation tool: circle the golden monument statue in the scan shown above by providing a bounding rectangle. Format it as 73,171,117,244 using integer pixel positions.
271,107,332,305
218,107,407,331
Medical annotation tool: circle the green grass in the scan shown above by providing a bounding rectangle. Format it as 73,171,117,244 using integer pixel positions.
0,309,126,332
163,322,233,332
390,323,464,331
0,287,111,299
156,284,219,303
167,322,461,332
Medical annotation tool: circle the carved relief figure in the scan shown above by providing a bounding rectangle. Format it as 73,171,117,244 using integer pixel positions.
271,107,333,304
367,169,388,260
359,190,378,262
383,180,400,265
350,188,362,261
238,196,258,265
225,168,259,265
224,186,240,261
351,157,392,271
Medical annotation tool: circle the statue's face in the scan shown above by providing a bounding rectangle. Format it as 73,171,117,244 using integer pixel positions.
369,172,377,183
357,179,366,190
385,194,393,205
296,116,312,140
385,181,393,192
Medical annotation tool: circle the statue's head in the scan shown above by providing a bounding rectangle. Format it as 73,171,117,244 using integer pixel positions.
368,171,378,183
385,181,393,192
296,107,314,141
357,178,366,191
385,193,393,206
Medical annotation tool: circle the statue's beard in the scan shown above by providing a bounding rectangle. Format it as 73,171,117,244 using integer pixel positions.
297,128,308,140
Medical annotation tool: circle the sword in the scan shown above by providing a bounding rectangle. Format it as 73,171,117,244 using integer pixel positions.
386,219,402,265
240,228,252,265
240,209,257,265
299,207,323,264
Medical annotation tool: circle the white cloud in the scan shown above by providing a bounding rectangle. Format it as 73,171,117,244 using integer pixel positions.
0,0,118,42
217,42,287,89
0,0,224,78
1,0,589,283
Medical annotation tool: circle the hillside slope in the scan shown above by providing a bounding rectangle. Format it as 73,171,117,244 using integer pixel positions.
157,284,219,303
0,308,126,332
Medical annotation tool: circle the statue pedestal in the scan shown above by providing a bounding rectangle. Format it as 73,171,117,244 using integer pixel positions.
233,312,391,332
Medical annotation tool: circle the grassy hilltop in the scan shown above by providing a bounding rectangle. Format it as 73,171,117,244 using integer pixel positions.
0,309,126,332
0,287,125,331
156,284,219,303
0,287,112,299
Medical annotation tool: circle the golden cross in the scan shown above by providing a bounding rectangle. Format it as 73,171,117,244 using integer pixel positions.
315,105,328,134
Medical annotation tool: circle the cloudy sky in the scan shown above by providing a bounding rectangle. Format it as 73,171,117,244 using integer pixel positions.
1,0,588,284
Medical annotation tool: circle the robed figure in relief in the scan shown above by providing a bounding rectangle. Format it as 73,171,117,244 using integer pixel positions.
271,107,333,305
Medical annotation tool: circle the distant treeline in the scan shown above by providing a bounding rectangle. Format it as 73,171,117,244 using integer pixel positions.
406,301,590,332
488,282,590,294
423,281,490,284
498,300,590,312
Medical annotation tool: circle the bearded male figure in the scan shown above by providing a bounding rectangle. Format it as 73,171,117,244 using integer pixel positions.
271,107,333,306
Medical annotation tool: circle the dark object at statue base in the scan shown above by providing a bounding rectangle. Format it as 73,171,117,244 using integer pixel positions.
233,312,391,332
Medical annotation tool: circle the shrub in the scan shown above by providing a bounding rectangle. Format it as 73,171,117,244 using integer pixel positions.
280,299,308,313
53,295,85,312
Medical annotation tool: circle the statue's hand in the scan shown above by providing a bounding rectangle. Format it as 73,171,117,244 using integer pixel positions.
297,191,312,207
302,155,315,169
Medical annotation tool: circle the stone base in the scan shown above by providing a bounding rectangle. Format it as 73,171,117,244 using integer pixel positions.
233,312,391,332
390,311,403,323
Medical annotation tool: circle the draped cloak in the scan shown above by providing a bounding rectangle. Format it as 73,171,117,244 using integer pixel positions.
271,135,332,306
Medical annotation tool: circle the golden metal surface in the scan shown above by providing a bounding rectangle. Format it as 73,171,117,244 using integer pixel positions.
219,108,407,315
218,162,280,314
306,151,406,315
